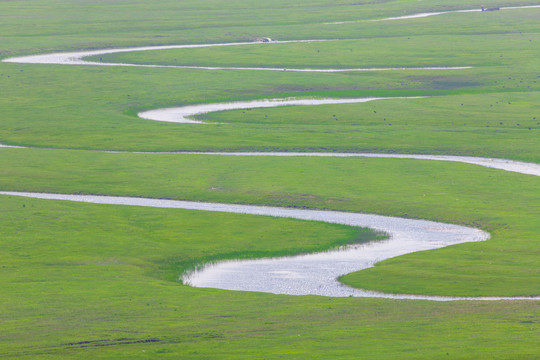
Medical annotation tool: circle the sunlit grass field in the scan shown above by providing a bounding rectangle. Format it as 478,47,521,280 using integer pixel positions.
1,0,539,358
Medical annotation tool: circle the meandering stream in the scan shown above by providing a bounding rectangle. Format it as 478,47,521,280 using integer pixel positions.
2,5,539,300
324,4,540,24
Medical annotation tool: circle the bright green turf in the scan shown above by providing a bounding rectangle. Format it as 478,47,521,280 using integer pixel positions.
0,194,378,287
1,0,540,358
1,161,539,359
1,148,539,297
1,193,539,359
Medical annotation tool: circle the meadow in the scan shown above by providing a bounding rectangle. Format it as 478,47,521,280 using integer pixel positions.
1,0,539,358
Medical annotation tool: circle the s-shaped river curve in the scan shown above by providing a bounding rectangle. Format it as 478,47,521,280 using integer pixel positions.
3,30,540,300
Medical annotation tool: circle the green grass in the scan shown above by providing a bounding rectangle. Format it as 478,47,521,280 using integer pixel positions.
0,195,378,286
1,195,539,359
91,33,540,69
1,0,540,358
2,10,540,159
1,148,539,296
1,0,530,55
1,64,539,160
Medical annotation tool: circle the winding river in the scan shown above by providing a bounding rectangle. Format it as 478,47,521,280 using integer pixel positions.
2,5,540,300
325,4,540,24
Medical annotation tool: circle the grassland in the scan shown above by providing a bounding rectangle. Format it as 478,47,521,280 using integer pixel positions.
91,34,539,69
1,0,539,358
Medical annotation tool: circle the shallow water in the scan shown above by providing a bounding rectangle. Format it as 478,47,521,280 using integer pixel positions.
2,143,539,177
2,40,471,73
0,144,25,148
0,191,538,301
0,190,493,301
170,152,540,177
3,15,539,300
325,5,540,25
138,97,425,123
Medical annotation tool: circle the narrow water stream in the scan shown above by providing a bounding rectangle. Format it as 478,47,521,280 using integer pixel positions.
3,6,539,299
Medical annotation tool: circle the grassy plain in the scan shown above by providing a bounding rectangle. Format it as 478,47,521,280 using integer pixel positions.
93,33,540,69
1,148,539,296
1,0,539,358
1,62,539,160
2,10,540,159
2,193,538,358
